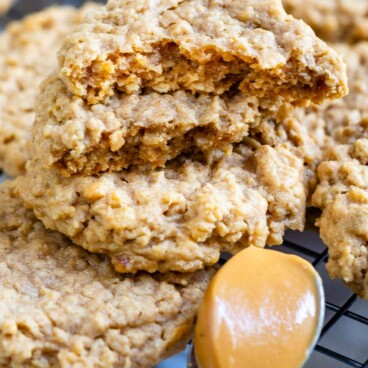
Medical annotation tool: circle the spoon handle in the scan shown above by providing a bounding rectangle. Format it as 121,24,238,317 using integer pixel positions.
187,344,198,368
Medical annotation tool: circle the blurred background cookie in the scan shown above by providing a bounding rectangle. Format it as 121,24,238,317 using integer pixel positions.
0,3,98,177
283,0,368,43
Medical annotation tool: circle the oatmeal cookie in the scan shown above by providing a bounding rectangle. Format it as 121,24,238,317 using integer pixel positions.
0,180,214,367
293,42,368,150
18,131,308,274
34,75,286,176
0,0,13,15
311,141,368,299
283,0,368,43
0,4,98,177
58,0,347,104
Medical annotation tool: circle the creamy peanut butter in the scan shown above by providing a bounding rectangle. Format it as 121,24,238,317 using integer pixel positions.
194,246,324,368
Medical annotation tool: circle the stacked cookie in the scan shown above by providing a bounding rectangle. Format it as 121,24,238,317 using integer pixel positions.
0,0,351,366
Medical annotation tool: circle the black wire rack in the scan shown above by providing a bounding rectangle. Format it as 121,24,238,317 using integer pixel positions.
1,1,368,367
275,232,368,368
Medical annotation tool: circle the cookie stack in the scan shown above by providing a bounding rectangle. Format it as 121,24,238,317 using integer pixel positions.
19,0,347,274
0,0,350,366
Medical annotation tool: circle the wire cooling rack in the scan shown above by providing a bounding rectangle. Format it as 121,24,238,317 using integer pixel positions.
1,1,368,367
278,232,368,368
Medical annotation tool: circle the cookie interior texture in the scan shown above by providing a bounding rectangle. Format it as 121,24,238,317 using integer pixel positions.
18,117,318,274
312,142,368,299
283,0,368,43
0,180,214,367
0,4,98,177
34,74,288,176
58,0,347,104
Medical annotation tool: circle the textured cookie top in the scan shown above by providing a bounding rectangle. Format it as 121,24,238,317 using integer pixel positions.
19,127,308,274
293,42,368,151
0,4,97,177
311,141,368,299
0,180,213,367
58,0,347,104
34,74,285,176
283,0,368,43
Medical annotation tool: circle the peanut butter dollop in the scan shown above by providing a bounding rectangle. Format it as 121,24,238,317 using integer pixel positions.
194,246,324,368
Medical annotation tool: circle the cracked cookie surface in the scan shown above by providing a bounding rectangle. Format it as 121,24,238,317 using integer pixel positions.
0,4,98,177
0,180,214,367
58,0,347,104
19,121,314,273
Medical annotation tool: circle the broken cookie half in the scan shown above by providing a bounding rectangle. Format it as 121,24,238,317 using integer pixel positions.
34,74,287,176
58,0,347,105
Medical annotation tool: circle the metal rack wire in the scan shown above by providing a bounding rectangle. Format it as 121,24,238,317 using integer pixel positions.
279,235,368,368
1,1,368,367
